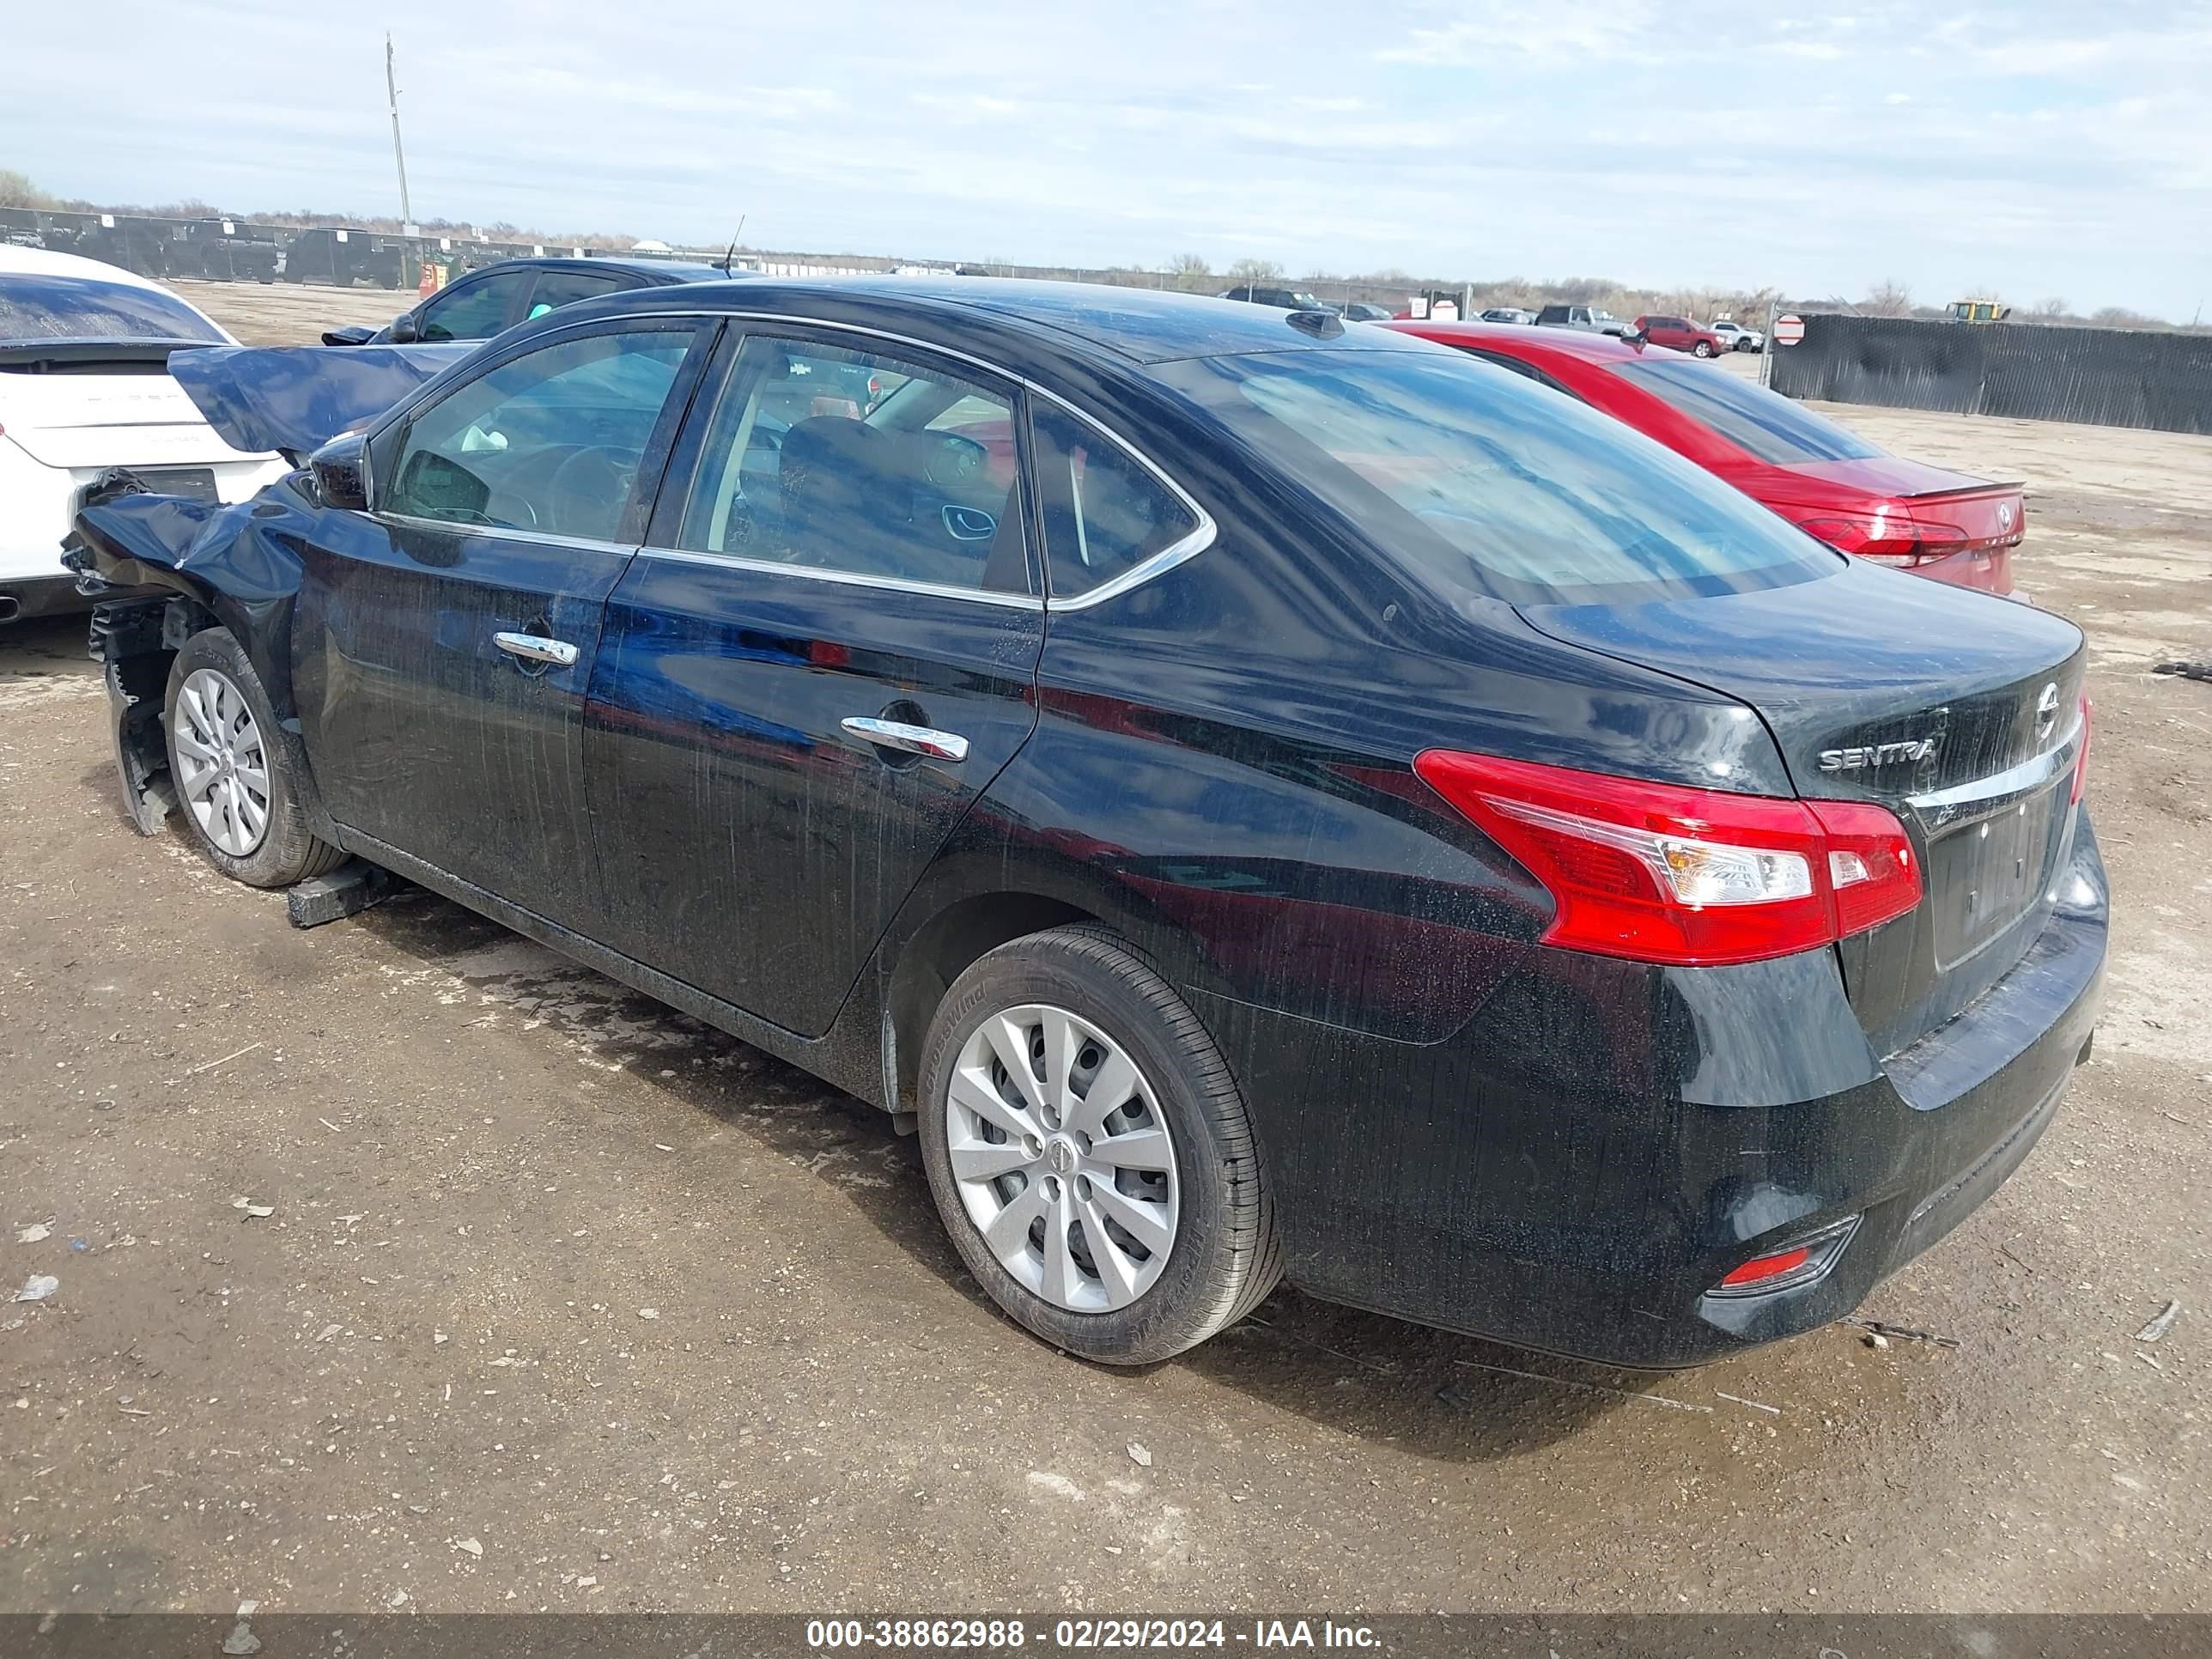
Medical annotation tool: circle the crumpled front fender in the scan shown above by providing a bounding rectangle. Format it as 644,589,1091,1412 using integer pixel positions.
67,475,319,720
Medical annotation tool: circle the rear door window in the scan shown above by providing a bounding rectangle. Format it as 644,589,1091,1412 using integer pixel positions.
672,334,1028,595
1029,404,1203,601
1159,351,1838,605
1612,358,1884,464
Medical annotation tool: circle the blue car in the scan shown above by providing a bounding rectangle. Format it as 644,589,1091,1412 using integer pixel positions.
70,278,2104,1372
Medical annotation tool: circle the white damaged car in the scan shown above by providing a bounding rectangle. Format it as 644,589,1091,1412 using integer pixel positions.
0,246,289,623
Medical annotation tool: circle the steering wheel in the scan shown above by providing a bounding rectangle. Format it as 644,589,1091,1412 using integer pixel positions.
544,448,640,541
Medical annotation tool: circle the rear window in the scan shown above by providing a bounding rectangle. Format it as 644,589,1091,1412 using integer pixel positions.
0,272,224,345
1613,358,1883,465
1159,351,1839,605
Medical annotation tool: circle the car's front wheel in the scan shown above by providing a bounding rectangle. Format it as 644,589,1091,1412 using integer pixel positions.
164,629,346,889
917,926,1279,1364
1693,340,1716,358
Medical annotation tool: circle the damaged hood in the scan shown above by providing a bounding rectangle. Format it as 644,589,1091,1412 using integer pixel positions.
165,342,473,462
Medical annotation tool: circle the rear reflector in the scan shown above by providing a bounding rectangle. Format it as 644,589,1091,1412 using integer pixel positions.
2071,695,2093,804
1717,1247,1809,1289
1708,1218,1860,1298
1413,751,1923,967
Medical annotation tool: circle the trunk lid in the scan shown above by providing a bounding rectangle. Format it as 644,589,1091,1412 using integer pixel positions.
0,372,270,468
1518,560,2087,1054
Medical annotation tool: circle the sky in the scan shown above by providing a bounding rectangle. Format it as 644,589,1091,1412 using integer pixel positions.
8,0,2210,320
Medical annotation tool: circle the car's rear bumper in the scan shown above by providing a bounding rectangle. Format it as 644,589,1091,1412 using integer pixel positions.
0,571,90,623
1196,809,2107,1368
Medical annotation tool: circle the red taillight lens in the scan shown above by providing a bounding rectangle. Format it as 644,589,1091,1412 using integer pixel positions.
1717,1246,1810,1289
1413,751,1923,967
1798,513,1970,562
2071,695,2093,803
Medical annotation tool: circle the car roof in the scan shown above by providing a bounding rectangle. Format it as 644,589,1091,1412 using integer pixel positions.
1381,318,1651,364
604,276,1438,366
461,255,734,283
0,241,178,295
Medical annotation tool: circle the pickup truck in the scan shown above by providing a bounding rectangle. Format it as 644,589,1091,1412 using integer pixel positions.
1534,303,1630,337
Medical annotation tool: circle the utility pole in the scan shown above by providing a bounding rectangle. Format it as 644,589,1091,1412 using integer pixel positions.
386,33,414,231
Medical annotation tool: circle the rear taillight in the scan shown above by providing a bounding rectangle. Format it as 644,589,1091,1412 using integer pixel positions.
1413,751,1923,967
1799,513,1972,563
2071,695,2093,803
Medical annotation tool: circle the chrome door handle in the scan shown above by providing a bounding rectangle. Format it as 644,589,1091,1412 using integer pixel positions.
493,631,579,668
841,716,969,763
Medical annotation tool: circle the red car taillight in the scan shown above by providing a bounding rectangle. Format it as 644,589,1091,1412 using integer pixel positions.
1799,513,1972,562
1413,751,1923,967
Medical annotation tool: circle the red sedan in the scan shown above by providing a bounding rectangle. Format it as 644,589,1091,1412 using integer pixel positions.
1382,319,2027,597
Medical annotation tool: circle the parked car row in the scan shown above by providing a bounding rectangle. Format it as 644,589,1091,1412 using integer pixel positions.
44,272,2100,1382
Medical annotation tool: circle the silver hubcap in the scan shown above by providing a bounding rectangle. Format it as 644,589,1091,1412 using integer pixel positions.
173,667,270,856
946,1004,1180,1314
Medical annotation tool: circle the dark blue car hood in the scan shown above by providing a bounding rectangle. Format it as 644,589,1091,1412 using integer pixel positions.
167,343,473,462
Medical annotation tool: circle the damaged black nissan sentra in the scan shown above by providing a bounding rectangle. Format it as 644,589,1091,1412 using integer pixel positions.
67,278,2105,1369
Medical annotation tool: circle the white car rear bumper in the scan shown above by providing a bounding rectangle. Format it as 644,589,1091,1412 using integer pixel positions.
1,434,289,615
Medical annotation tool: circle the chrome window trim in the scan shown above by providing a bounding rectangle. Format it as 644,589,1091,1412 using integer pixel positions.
373,510,639,557
1907,715,2084,817
636,544,1044,611
1024,382,1218,611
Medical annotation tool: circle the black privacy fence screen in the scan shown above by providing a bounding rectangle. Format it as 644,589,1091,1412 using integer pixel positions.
1769,311,2212,435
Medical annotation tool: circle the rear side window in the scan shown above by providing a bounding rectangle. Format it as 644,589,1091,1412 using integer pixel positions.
1030,404,1202,600
0,272,223,343
1613,359,1883,465
1159,351,1838,605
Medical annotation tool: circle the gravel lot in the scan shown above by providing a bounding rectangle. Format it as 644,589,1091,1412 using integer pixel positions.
3,289,2209,1616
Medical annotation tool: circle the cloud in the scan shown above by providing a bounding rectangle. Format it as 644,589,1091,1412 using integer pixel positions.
2,0,2207,319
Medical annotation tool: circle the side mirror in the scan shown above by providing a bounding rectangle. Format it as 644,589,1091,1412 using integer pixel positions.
309,430,370,512
320,325,375,347
386,311,419,344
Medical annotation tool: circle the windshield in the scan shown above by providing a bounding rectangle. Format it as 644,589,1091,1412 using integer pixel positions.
1613,358,1885,465
1158,350,1841,605
0,271,225,345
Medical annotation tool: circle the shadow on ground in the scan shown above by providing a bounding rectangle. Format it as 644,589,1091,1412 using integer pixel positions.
349,881,1689,1462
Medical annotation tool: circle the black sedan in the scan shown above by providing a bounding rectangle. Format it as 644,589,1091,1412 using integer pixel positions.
319,255,738,347
70,279,2105,1370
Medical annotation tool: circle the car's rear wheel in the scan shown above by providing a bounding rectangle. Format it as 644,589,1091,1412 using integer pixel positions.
164,629,345,889
917,926,1279,1364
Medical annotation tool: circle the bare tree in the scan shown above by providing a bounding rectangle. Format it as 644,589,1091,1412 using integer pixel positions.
1863,279,1914,317
1166,252,1212,291
2029,296,2070,322
0,167,55,210
1225,257,1283,285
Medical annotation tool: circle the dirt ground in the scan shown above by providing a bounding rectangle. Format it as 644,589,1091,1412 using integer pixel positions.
3,292,2209,1618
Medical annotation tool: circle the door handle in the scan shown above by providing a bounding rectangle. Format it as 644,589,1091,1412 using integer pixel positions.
493,631,580,668
841,716,969,763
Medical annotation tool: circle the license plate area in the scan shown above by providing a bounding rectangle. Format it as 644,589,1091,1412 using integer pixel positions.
1927,778,2066,969
128,465,220,503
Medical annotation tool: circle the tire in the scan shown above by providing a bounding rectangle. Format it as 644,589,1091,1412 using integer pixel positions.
1692,340,1715,358
917,926,1280,1365
163,629,345,889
